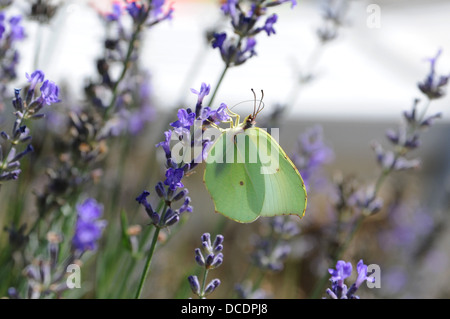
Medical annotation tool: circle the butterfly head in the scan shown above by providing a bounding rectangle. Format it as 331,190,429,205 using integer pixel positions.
243,88,264,130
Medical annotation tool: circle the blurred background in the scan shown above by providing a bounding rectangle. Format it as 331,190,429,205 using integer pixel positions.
1,0,449,298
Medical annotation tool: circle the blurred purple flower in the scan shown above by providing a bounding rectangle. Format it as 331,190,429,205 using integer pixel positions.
39,80,61,105
328,260,352,282
292,125,334,190
355,259,375,288
72,198,107,252
260,14,277,36
26,70,45,91
8,16,25,41
418,49,449,100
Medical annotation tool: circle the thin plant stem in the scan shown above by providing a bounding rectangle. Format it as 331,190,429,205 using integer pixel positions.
105,9,150,118
134,225,161,299
200,268,209,298
208,64,229,107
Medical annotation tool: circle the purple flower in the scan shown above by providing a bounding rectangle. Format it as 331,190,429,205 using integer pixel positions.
164,167,184,191
292,125,334,190
106,2,122,21
76,198,103,222
25,70,45,91
72,198,107,252
136,190,159,224
191,82,210,116
152,0,166,17
212,32,226,50
221,0,239,23
355,259,375,288
210,103,230,123
418,49,449,100
170,108,195,129
156,130,172,158
261,14,277,36
179,196,193,213
328,260,352,283
39,80,61,105
126,2,145,21
191,83,210,103
238,37,257,64
0,12,5,39
9,16,25,41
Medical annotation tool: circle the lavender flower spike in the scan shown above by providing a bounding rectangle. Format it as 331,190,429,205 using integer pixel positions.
188,233,224,298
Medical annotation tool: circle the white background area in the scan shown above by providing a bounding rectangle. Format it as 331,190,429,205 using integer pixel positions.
9,0,450,122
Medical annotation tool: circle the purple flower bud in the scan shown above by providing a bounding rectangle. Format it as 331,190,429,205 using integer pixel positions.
156,130,172,158
136,191,158,223
10,144,33,162
209,253,223,269
213,235,224,251
191,82,211,116
172,189,188,202
179,196,193,213
187,275,201,296
155,181,166,198
194,248,205,266
204,279,221,296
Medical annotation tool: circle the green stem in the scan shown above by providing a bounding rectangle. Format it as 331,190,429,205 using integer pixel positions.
134,225,161,299
135,196,168,299
199,268,209,298
208,64,229,107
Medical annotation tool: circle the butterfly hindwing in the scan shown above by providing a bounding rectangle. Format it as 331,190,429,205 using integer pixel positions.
204,130,265,223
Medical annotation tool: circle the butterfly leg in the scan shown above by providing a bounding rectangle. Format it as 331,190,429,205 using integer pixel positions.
225,108,240,128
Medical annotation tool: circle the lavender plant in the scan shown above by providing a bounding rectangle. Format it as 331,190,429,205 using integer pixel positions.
310,48,450,298
0,70,59,184
187,233,224,299
134,82,230,298
325,259,375,299
209,0,297,105
0,11,25,103
7,198,106,299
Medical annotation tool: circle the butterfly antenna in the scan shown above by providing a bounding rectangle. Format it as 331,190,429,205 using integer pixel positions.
251,88,257,117
255,89,265,117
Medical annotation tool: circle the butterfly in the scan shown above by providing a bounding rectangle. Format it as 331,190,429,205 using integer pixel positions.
203,89,307,223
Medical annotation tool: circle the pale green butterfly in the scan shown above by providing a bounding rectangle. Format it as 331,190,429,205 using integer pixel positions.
203,90,307,223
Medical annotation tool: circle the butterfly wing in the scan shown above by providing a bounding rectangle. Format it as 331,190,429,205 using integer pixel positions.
247,128,307,218
203,130,265,223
